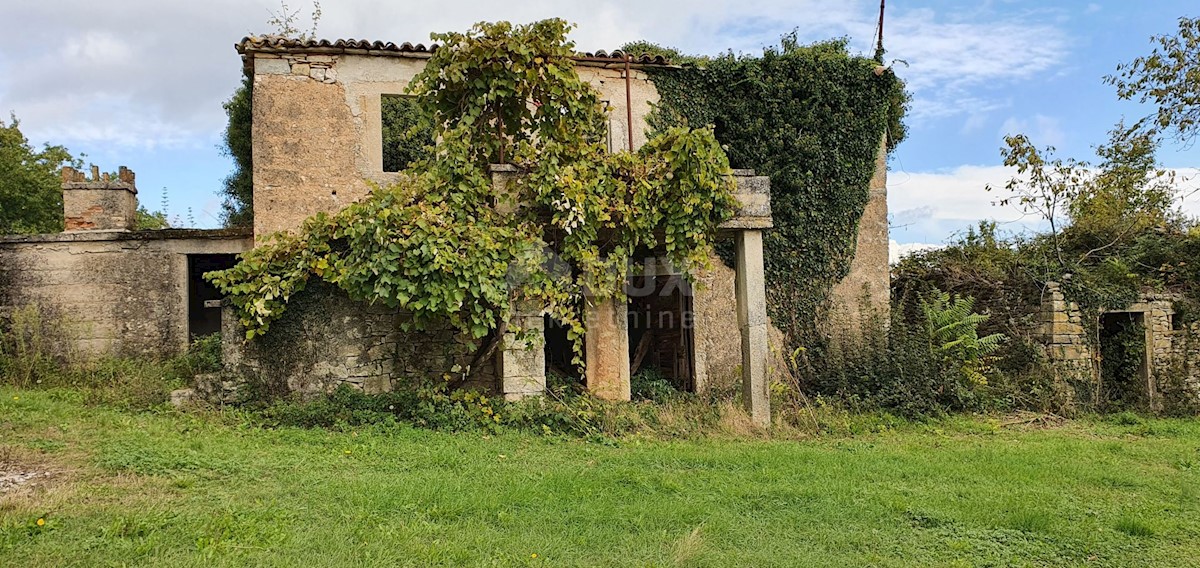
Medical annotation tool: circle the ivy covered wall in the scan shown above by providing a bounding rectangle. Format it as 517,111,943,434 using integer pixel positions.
631,35,908,353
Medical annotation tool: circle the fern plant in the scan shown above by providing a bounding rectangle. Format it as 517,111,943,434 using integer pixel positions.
920,291,1006,385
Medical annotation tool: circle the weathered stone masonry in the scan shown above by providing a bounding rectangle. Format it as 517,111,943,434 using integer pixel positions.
0,169,252,358
1039,282,1197,408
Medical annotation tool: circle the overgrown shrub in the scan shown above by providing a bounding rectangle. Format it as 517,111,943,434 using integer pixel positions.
257,383,504,432
800,290,1007,418
630,367,683,403
0,304,58,388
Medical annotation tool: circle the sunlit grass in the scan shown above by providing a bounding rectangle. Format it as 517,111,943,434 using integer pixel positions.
2,386,1198,567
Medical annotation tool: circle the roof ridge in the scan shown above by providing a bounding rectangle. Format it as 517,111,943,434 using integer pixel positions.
236,36,672,65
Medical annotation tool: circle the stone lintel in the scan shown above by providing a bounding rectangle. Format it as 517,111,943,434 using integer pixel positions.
720,171,773,231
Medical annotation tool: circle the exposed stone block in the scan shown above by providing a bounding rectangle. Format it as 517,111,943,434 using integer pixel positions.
585,296,630,401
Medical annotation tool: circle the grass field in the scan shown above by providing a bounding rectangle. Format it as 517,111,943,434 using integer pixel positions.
2,386,1199,567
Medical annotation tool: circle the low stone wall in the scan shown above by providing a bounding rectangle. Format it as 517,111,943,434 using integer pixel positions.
0,230,252,358
220,282,498,396
1168,324,1200,397
692,254,791,393
1038,284,1098,406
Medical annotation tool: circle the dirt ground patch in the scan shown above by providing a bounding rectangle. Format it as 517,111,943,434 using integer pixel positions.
0,446,58,499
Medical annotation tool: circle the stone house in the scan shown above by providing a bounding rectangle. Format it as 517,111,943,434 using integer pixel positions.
0,35,893,425
0,167,252,357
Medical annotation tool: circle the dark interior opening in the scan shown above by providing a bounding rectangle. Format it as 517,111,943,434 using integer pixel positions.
188,254,239,340
1100,311,1150,411
627,273,695,392
544,314,583,382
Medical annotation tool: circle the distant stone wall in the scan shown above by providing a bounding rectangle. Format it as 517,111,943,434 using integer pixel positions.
1169,324,1200,396
1038,283,1196,408
220,282,498,396
1038,283,1098,405
0,230,252,358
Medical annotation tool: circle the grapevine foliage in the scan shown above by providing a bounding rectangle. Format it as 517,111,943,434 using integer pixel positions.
209,20,739,368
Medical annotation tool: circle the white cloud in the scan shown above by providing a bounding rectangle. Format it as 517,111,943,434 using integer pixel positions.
889,240,942,264
885,8,1071,123
999,114,1066,148
0,0,1075,152
889,165,1200,246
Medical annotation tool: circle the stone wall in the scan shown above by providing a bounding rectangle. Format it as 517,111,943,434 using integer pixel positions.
691,255,791,393
0,230,252,358
61,166,138,232
826,137,890,338
1168,323,1200,398
220,282,498,396
1038,283,1192,408
1038,283,1097,405
245,47,659,238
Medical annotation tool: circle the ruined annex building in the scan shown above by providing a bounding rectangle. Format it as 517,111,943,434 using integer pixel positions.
0,35,892,424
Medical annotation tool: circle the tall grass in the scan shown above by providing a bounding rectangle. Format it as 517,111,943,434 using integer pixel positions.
0,304,221,409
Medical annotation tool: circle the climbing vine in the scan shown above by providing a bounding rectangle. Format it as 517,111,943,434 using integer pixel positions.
209,19,738,369
630,34,909,353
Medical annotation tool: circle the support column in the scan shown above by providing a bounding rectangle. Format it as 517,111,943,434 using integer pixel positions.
735,229,770,427
586,297,631,401
498,310,546,401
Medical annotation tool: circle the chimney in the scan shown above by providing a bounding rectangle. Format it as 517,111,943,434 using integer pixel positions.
61,166,138,232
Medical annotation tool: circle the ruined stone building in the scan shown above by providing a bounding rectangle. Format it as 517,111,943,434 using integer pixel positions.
1039,283,1200,411
0,167,251,356
0,36,893,424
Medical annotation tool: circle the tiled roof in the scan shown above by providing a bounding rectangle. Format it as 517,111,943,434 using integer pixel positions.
236,36,672,65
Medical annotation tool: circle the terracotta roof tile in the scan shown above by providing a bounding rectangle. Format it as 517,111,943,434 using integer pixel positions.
236,36,672,65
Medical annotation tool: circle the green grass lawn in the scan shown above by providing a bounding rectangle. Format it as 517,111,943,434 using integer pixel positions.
2,387,1199,567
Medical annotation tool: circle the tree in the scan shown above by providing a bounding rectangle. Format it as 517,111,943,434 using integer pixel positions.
1068,122,1177,255
380,95,433,172
0,114,80,235
219,77,253,227
990,122,1179,266
987,134,1087,266
218,2,322,227
1106,16,1200,145
135,206,170,230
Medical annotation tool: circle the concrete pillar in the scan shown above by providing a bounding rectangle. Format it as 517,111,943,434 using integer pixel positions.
498,310,546,401
735,229,770,427
586,296,631,401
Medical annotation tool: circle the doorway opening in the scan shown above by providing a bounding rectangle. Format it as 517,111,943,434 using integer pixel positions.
627,273,695,393
544,314,583,382
188,254,240,340
1099,311,1151,410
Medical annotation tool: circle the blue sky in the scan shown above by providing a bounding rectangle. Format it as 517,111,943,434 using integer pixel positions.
2,1,1196,254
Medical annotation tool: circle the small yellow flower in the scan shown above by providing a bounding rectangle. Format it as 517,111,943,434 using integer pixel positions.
531,553,538,559
36,518,45,526
343,450,351,455
12,396,18,401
